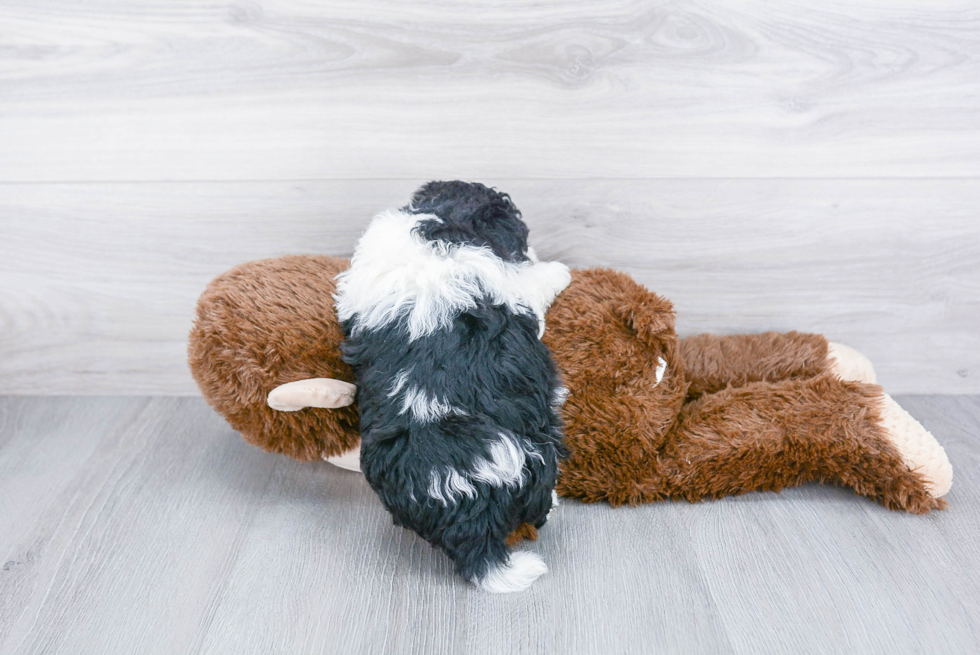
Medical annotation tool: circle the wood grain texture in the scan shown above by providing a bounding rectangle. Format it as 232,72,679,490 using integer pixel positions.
1,1,978,394
2,179,978,394
1,0,978,180
0,395,977,654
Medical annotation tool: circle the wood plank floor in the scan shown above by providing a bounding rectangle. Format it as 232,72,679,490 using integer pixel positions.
1,395,977,654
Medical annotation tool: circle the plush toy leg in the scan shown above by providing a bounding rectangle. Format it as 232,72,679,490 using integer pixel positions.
680,332,876,397
662,375,950,513
680,331,831,397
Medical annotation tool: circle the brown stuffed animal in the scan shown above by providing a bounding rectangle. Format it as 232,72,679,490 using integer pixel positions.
189,256,952,523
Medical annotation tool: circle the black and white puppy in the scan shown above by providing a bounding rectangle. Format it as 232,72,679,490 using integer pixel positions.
335,181,571,593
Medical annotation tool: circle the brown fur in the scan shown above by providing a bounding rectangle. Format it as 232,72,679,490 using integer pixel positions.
680,331,830,399
188,256,943,514
541,268,688,505
666,375,944,513
188,256,361,461
505,523,539,547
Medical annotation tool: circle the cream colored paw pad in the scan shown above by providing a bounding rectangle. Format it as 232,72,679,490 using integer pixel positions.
878,394,952,497
828,342,877,384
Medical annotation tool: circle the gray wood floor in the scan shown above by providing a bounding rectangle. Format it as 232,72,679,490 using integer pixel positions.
1,395,978,654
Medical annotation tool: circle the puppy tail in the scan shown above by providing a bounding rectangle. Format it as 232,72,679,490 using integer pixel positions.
470,550,548,593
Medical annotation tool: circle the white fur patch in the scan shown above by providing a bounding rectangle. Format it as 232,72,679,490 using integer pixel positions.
424,433,529,506
472,434,526,488
428,467,478,506
523,440,546,465
473,551,548,593
551,386,570,410
334,209,571,341
387,370,411,397
548,489,560,520
398,385,461,423
655,357,667,385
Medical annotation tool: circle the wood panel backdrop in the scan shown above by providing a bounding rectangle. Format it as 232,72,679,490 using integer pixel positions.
1,0,978,394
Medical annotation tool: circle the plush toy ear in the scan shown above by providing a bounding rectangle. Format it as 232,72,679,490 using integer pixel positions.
543,267,678,356
606,276,676,351
615,294,675,345
267,378,357,411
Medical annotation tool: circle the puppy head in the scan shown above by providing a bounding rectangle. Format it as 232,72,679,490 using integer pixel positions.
407,181,530,263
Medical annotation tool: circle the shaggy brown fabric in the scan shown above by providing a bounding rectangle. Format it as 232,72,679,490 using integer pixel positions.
680,331,831,399
664,375,945,514
542,268,689,505
188,256,360,461
188,256,943,513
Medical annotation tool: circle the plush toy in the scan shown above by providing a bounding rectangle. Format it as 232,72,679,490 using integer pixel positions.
189,197,953,522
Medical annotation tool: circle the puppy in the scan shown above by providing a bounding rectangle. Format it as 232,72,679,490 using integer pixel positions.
335,181,571,592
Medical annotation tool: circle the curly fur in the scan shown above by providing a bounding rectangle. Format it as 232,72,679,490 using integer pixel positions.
336,181,569,591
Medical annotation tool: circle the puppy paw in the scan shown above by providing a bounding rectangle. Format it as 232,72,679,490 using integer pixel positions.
523,261,572,304
521,261,571,337
827,342,877,384
267,378,356,411
877,393,952,498
473,552,547,593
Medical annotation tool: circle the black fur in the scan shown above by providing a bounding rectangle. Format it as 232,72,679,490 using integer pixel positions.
341,181,565,584
407,180,530,264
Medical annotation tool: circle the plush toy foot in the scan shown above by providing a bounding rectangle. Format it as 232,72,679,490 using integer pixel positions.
827,342,877,384
323,442,362,472
878,393,953,498
267,378,356,411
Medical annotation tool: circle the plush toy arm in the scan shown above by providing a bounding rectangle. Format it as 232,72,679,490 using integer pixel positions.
267,378,357,411
679,331,875,398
